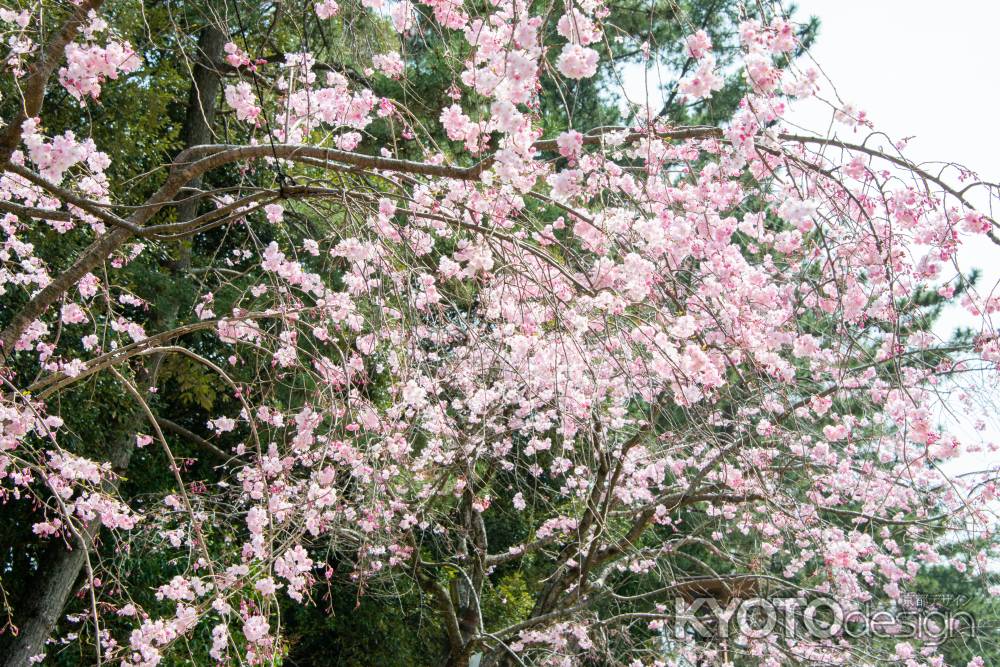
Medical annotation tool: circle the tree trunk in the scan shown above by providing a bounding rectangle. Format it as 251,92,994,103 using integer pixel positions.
3,537,90,667
1,436,130,667
174,24,226,227
446,655,471,667
0,25,226,667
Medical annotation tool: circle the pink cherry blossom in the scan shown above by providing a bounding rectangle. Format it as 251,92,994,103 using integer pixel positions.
685,29,712,58
372,51,405,79
679,54,723,99
315,0,339,19
557,9,602,46
59,40,139,101
225,82,262,123
556,43,599,79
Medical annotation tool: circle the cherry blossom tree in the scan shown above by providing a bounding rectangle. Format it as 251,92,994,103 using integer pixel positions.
0,0,998,665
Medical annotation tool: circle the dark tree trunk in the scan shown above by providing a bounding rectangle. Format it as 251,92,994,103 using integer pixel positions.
3,537,89,667
174,24,226,227
1,438,130,667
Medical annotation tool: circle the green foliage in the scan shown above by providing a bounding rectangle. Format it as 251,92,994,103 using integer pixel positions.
283,578,445,666
158,354,223,412
910,539,1000,666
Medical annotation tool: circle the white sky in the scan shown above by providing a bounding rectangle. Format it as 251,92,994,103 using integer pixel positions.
790,0,1000,190
621,0,1000,460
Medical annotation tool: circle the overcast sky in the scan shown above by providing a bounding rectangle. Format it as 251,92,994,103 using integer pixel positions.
790,0,1000,185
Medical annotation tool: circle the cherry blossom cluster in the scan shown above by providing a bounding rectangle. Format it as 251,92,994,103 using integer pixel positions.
57,12,138,101
0,1,997,666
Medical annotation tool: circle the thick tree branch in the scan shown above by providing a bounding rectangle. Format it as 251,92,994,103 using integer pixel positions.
0,0,105,165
